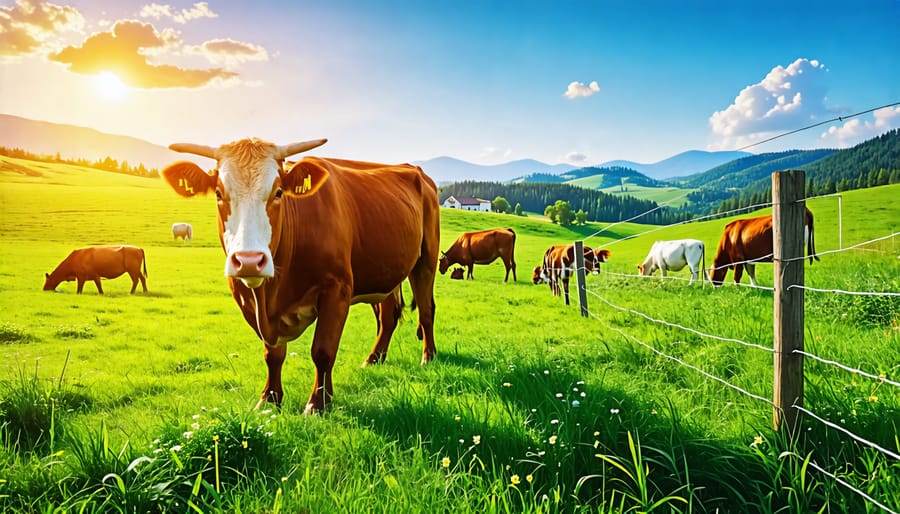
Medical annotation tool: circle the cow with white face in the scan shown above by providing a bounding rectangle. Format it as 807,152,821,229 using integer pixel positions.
637,239,708,285
160,137,440,414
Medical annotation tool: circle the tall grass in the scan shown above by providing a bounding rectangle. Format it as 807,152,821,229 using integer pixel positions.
1,156,898,512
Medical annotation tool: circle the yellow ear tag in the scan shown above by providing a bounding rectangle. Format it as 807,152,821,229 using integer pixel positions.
178,178,194,194
294,175,312,195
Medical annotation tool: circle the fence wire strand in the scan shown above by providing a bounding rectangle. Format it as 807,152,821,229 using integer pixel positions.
794,455,900,514
586,307,775,406
792,405,900,461
586,288,775,353
794,350,900,389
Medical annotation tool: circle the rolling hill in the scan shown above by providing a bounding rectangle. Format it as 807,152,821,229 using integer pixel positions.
0,114,208,170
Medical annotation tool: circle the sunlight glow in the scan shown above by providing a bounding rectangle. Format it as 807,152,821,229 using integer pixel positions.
95,71,127,100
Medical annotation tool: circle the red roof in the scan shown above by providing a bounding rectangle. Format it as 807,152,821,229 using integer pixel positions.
450,196,486,205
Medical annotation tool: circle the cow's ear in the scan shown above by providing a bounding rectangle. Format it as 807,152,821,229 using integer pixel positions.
161,161,217,197
281,162,328,198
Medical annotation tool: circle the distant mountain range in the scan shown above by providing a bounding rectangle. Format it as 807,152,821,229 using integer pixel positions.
0,114,207,170
413,150,751,184
1,113,748,184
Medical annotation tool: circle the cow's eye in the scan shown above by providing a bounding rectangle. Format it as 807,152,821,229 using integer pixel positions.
274,188,283,199
215,188,223,201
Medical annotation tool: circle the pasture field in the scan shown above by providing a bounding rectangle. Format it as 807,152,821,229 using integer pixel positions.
1,155,898,513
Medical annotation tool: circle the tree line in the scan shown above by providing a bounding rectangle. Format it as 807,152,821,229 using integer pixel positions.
700,128,900,214
0,146,160,178
439,181,694,225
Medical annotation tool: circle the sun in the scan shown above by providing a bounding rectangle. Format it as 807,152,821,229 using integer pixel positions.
95,71,128,100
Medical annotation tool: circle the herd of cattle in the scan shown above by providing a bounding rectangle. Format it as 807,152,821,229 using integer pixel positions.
39,137,819,413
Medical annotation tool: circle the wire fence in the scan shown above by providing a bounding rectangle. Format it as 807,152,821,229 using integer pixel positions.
551,175,900,512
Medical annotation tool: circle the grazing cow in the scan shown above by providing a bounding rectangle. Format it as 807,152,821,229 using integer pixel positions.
711,207,819,286
532,244,608,305
638,239,709,284
439,228,517,282
43,245,148,294
172,222,193,241
450,267,465,280
161,137,440,414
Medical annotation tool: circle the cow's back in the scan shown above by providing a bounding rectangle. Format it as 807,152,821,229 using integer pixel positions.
284,157,438,298
72,246,141,278
469,228,514,263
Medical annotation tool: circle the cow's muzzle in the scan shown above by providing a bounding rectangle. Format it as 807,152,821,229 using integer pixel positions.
228,251,271,288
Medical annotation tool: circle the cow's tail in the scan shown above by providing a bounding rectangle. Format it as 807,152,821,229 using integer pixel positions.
142,248,148,278
808,211,820,264
701,243,707,283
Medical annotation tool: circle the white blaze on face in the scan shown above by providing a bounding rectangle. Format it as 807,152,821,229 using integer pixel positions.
219,157,279,284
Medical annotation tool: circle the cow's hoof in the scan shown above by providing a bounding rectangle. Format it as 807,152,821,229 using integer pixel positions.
361,355,383,367
303,402,326,416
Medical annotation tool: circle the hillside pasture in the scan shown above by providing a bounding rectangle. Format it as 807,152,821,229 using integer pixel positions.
598,184,695,207
1,156,898,513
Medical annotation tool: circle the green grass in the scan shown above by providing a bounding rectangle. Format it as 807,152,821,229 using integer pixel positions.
597,184,695,207
1,155,898,512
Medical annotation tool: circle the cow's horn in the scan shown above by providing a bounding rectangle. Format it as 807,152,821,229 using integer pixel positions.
276,139,328,159
169,143,218,159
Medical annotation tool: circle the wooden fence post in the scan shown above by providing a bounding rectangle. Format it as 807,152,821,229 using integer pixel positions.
773,170,806,434
574,240,589,317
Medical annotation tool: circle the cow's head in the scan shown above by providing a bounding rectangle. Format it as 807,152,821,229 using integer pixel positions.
161,138,327,288
438,251,450,274
709,264,728,287
583,247,601,275
532,265,547,284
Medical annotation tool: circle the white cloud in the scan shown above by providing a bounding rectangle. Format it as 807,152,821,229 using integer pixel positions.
0,0,85,58
185,38,269,67
140,2,217,24
820,106,900,147
708,58,829,149
564,80,600,99
565,151,587,163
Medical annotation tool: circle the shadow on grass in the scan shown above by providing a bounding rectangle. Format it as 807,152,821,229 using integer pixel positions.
339,360,780,512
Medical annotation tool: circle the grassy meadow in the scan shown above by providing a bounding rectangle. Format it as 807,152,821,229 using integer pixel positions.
1,155,899,513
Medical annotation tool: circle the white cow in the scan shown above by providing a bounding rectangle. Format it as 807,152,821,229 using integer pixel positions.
172,222,193,241
637,239,708,284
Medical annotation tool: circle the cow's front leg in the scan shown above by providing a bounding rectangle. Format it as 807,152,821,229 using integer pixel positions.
256,343,286,409
305,284,351,415
94,279,104,294
467,264,474,280
733,264,744,284
562,278,570,306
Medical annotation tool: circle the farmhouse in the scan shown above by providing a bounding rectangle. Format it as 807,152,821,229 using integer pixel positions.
443,195,491,212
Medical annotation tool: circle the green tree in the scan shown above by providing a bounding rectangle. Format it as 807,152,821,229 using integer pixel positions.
555,200,574,226
514,203,523,216
544,204,558,223
575,209,588,225
492,196,510,213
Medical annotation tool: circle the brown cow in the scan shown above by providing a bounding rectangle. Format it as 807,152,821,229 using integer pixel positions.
43,245,148,294
161,137,440,414
532,244,609,305
710,207,819,286
439,228,517,281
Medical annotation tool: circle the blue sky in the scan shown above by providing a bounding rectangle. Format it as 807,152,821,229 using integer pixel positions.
1,0,898,166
